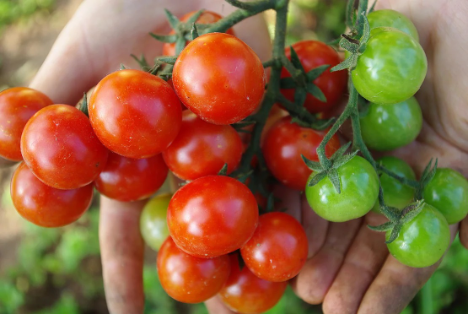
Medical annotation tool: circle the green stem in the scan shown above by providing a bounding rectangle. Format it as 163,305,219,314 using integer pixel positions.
355,0,369,36
377,164,420,189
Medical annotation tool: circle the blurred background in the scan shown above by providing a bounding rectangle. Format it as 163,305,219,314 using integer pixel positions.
0,0,467,313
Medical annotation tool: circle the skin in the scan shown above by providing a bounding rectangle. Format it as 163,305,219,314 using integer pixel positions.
27,0,468,313
140,193,172,251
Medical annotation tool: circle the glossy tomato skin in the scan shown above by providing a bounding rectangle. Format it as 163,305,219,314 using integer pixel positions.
372,156,415,213
423,168,468,224
162,11,235,56
11,162,92,227
89,69,182,159
173,33,265,125
219,253,287,314
167,175,258,258
368,9,419,41
262,116,340,191
162,111,243,180
140,193,172,251
94,152,168,202
305,156,379,222
352,27,427,105
361,97,422,151
240,212,308,282
280,40,347,113
157,237,231,303
0,87,53,161
21,105,109,190
387,203,450,268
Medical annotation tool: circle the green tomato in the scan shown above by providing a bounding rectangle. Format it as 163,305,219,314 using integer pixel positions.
387,203,450,268
368,9,419,41
372,156,415,213
423,168,468,224
305,156,379,222
140,193,172,251
360,97,422,151
352,27,427,105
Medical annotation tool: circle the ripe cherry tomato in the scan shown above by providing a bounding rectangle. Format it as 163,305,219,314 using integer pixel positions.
162,11,235,56
372,156,415,213
167,175,258,258
173,33,265,125
367,9,419,41
11,162,92,227
262,116,340,191
21,105,109,190
94,152,168,202
423,168,468,224
89,69,182,159
219,253,287,314
360,97,422,151
280,40,347,113
162,111,243,180
157,237,231,303
0,87,53,161
387,203,450,268
240,212,308,282
305,156,379,222
140,193,172,251
352,27,427,105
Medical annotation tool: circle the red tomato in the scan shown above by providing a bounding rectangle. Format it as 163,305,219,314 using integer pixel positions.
262,116,340,190
11,162,92,227
94,152,168,202
162,111,243,180
281,40,347,113
89,69,182,159
0,87,52,161
157,237,231,303
219,253,287,314
167,175,258,258
241,212,308,282
173,33,265,125
162,11,235,56
21,105,108,190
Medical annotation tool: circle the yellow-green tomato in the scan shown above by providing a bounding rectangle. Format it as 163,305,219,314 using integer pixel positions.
140,193,172,251
305,156,379,222
367,9,419,41
423,168,468,224
387,203,450,268
372,156,416,213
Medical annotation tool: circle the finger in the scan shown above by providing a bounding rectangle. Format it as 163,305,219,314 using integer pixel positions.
205,296,236,314
460,216,468,249
300,194,328,258
291,218,362,304
357,225,459,314
100,196,146,314
273,184,302,221
322,213,388,314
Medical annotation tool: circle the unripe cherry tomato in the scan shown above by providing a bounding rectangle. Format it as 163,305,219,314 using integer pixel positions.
94,152,168,202
140,193,172,251
0,87,53,161
157,237,231,303
163,111,243,180
173,33,265,125
367,9,419,41
241,212,308,282
11,162,92,227
21,105,109,190
167,175,258,258
89,69,182,159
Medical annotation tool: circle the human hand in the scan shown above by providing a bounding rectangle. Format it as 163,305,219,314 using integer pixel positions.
28,1,270,313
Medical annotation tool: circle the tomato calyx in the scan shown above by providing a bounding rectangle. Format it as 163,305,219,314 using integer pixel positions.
415,158,439,200
78,92,89,117
303,141,359,194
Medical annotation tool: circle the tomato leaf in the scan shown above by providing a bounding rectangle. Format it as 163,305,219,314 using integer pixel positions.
191,23,199,40
130,54,150,71
385,223,402,244
185,9,204,25
307,171,327,187
156,56,177,65
149,33,177,43
328,168,341,194
329,141,352,163
289,46,306,74
368,221,394,232
305,83,327,102
301,155,324,172
345,0,356,29
164,9,180,29
333,151,359,169
218,163,228,176
306,64,330,81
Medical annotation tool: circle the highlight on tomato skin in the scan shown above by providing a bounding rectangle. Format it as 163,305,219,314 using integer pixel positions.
167,175,259,258
162,111,243,181
11,162,93,228
20,104,109,190
94,152,168,202
219,253,287,314
162,10,235,56
0,87,53,162
157,237,231,304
